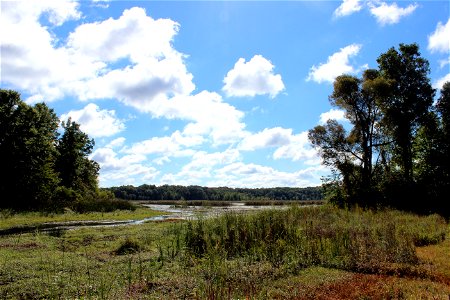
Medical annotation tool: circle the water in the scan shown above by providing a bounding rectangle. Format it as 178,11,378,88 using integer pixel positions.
0,203,291,235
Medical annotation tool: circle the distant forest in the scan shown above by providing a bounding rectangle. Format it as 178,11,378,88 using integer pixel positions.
107,185,323,201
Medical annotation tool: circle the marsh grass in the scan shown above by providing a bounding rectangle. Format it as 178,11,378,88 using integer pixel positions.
0,205,448,299
181,205,446,272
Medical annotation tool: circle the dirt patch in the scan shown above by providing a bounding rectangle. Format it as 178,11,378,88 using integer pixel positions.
303,274,395,300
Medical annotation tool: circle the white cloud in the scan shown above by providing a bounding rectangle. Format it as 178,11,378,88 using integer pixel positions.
272,132,319,163
319,109,346,124
1,1,87,102
238,127,292,151
67,7,176,63
90,147,158,186
434,74,450,90
149,91,247,145
211,162,325,188
368,2,417,26
125,130,203,157
223,55,285,98
428,18,450,54
160,149,241,185
60,103,125,138
334,0,363,18
1,5,194,107
307,44,367,84
106,137,126,149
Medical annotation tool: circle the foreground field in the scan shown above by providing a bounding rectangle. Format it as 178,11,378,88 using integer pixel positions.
0,205,449,299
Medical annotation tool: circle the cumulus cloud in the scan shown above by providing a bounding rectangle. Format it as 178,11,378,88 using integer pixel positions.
428,18,450,54
211,162,325,188
333,0,363,18
368,2,417,26
223,55,285,98
434,73,450,90
1,5,194,106
106,137,126,149
238,127,292,151
148,91,247,145
124,130,203,156
60,103,125,138
319,109,347,124
272,132,319,163
307,44,367,84
160,149,241,185
1,1,86,102
90,147,158,186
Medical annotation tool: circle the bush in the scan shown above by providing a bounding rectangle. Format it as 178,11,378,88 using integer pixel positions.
71,197,135,213
114,238,141,255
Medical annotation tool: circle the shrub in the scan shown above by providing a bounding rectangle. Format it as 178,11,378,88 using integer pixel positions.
70,195,135,213
115,238,141,255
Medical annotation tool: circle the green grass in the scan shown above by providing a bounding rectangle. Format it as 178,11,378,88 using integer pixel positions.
0,205,448,299
0,207,162,230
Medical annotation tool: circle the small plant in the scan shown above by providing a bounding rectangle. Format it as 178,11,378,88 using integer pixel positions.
114,238,141,255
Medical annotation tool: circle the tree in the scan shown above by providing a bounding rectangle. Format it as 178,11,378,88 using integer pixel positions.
0,90,60,210
309,70,390,206
376,43,435,183
55,118,99,199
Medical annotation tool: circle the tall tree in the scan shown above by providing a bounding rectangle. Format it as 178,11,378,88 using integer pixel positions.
55,119,99,198
309,70,390,206
376,43,435,183
0,90,60,209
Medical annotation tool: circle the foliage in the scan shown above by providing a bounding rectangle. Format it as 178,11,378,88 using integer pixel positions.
108,184,323,201
0,89,115,212
377,43,435,183
308,44,449,216
0,90,60,210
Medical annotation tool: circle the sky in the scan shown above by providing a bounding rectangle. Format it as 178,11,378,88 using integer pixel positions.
1,0,449,188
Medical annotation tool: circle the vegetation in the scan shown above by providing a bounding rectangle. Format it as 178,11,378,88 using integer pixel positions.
309,43,450,217
0,207,161,231
109,185,323,201
0,89,130,212
1,205,448,299
1,42,449,298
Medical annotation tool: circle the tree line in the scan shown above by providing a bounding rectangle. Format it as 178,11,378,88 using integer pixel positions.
108,185,323,201
309,43,449,217
0,89,128,212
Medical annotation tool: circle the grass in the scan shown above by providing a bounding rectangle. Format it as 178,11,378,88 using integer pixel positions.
0,204,448,299
0,207,162,230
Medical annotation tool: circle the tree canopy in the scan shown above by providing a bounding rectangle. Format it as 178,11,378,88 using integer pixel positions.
0,89,112,211
309,43,449,217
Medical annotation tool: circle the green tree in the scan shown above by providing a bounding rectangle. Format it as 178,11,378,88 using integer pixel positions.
0,90,60,210
55,118,100,199
309,70,390,206
377,43,435,183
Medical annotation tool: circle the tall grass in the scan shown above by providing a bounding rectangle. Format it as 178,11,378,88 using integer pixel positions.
181,205,446,273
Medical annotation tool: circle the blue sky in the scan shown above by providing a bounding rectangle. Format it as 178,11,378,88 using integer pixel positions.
1,0,449,188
